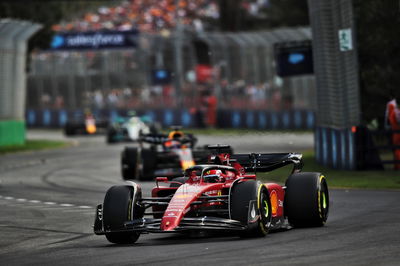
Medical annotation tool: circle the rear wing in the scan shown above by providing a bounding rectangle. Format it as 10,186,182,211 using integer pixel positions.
139,133,197,147
139,133,168,145
230,153,303,173
207,144,233,155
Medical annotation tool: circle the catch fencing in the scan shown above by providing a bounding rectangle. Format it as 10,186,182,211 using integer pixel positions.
309,0,362,169
27,27,316,115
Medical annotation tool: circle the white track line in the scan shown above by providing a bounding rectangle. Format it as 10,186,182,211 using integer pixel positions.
16,198,27,202
59,203,75,207
0,194,94,209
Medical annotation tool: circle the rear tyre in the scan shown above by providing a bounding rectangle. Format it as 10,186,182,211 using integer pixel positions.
103,185,142,244
106,128,117,143
121,147,139,180
230,180,272,237
285,172,329,227
138,149,157,181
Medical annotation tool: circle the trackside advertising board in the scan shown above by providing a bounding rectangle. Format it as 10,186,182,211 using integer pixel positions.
50,30,139,50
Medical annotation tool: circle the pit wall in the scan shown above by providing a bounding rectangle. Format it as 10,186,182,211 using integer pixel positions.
26,109,315,130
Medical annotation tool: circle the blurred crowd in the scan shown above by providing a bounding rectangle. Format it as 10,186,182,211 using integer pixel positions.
40,0,287,111
52,0,219,34
51,0,269,34
38,80,289,112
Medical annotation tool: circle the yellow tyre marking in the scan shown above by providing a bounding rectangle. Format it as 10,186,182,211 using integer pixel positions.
318,175,326,222
257,184,268,235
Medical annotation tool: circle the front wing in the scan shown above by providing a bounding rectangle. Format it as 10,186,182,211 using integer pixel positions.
94,204,246,235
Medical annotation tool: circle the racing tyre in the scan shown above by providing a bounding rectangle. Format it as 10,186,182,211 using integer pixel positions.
169,177,189,188
138,149,157,181
285,172,329,227
64,124,75,136
102,185,143,244
230,180,272,237
106,128,117,143
121,147,139,180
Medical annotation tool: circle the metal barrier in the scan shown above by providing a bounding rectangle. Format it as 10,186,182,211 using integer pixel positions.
27,27,316,115
0,19,42,146
25,108,315,130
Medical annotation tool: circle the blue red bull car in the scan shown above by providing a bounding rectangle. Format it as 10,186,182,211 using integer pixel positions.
94,145,329,244
120,129,212,181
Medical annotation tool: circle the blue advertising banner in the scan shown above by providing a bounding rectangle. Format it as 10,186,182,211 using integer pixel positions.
50,30,139,50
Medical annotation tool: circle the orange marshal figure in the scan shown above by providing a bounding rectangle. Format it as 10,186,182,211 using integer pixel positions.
385,98,400,170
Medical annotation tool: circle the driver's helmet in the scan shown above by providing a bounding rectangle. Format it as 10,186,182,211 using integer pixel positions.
203,169,223,183
168,130,184,140
127,110,137,117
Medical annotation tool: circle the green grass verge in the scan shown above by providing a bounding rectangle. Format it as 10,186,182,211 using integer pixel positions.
162,128,312,135
0,140,69,155
258,151,400,190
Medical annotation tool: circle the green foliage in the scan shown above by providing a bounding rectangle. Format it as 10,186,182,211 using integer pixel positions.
0,140,68,154
218,0,309,31
264,0,309,27
353,0,400,126
161,128,311,135
218,0,245,31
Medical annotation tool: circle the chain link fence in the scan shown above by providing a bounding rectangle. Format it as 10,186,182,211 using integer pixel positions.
308,0,361,169
27,27,316,113
309,0,361,129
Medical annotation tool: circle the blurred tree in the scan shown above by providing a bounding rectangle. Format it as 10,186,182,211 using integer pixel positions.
353,0,400,125
218,0,309,31
265,0,309,27
218,0,245,31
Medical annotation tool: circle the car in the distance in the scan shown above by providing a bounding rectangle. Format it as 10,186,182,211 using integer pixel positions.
120,128,213,181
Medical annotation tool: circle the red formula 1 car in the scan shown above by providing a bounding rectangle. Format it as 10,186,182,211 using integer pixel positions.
94,145,329,244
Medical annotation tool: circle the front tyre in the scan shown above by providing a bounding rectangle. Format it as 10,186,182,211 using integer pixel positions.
103,185,142,244
285,172,329,227
138,149,157,181
230,180,272,237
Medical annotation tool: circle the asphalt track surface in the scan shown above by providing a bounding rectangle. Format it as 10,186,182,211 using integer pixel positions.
0,130,399,265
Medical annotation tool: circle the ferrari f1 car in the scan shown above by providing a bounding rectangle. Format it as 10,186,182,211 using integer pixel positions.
106,114,159,144
94,145,329,244
120,128,213,181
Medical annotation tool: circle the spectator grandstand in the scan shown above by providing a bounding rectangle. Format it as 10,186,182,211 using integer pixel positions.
51,0,220,34
51,0,270,34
